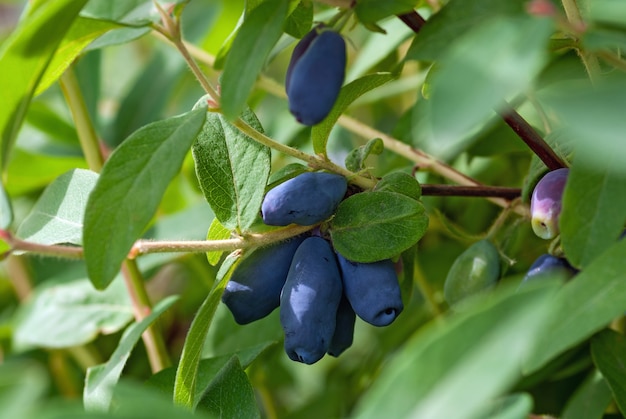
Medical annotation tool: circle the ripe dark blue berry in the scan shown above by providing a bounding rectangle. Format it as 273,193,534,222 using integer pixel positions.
286,30,346,125
337,255,404,327
262,172,347,226
522,254,578,284
531,168,569,239
280,237,343,364
221,235,306,324
285,25,324,93
327,293,356,357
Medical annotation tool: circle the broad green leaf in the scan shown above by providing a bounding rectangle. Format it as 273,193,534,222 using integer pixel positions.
197,356,260,418
329,191,428,262
206,218,232,266
353,282,555,419
406,0,529,61
192,104,270,232
174,253,239,409
84,296,179,412
0,0,87,169
415,16,550,161
345,138,384,172
583,27,626,52
83,108,206,289
523,239,626,373
13,274,133,350
220,0,288,120
312,73,395,156
284,0,313,39
35,17,118,96
86,27,151,50
591,329,626,416
266,163,308,191
560,161,626,268
561,370,612,419
16,169,98,246
24,101,81,148
539,78,626,175
374,171,422,200
355,0,417,24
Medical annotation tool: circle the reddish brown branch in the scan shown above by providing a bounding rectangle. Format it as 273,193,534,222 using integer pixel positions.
398,11,567,171
421,184,521,200
499,105,567,170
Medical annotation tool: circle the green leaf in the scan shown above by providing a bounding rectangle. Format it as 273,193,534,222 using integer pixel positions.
353,282,556,419
220,0,288,120
345,137,384,172
206,218,232,266
587,0,626,28
35,17,118,96
329,191,428,262
84,296,179,412
174,253,239,409
0,180,12,230
284,0,313,39
539,78,626,175
406,0,529,62
147,342,273,400
0,0,87,169
83,108,206,289
13,274,133,350
0,362,49,419
560,162,626,269
561,370,613,419
481,393,533,419
197,356,260,418
374,171,422,200
16,169,98,246
354,0,417,24
523,239,626,373
266,163,308,191
312,73,395,156
80,0,157,26
192,105,270,232
591,329,626,417
415,16,550,160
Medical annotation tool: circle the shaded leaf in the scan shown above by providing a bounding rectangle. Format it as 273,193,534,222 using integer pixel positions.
330,191,428,262
17,169,98,246
374,171,421,200
355,0,417,24
84,296,179,411
192,104,270,232
345,138,384,172
83,108,206,289
284,0,313,39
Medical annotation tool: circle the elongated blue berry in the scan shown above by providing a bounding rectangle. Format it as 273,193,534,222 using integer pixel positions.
262,172,347,226
280,237,343,364
337,255,403,327
222,235,306,324
286,30,346,125
327,293,356,357
285,25,324,92
531,168,569,239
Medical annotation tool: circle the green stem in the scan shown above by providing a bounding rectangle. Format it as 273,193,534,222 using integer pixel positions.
561,0,602,83
413,260,443,316
122,259,171,373
59,68,104,172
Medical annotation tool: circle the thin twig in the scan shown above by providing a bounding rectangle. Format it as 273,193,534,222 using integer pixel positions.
421,184,521,200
